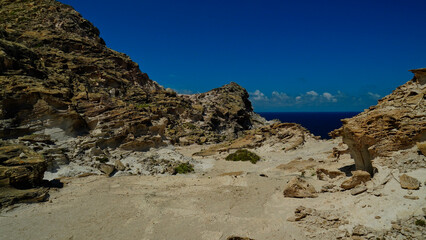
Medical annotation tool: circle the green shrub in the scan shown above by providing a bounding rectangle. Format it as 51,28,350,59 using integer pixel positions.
415,219,425,227
135,103,150,109
225,149,260,164
173,162,194,174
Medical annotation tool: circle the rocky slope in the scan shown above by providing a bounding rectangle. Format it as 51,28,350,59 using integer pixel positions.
331,69,426,174
0,0,265,206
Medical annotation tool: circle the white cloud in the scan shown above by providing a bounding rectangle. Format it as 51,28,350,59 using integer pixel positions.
272,91,290,100
250,90,268,101
368,92,381,99
295,96,302,101
306,90,318,97
322,92,337,102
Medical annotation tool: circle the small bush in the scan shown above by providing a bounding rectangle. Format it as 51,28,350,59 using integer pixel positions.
173,163,194,174
225,149,260,164
415,219,425,227
135,103,150,109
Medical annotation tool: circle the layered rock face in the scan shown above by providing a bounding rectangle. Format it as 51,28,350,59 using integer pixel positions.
0,142,48,207
0,0,263,148
331,69,426,174
0,0,265,204
194,122,314,157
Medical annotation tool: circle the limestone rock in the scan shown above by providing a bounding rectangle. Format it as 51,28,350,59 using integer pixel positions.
417,141,426,156
341,170,371,190
316,168,344,180
120,136,164,151
99,164,115,177
403,195,419,200
399,174,420,190
0,143,48,208
350,184,367,195
19,134,53,144
0,187,48,208
114,160,126,171
283,176,317,198
194,122,314,157
287,206,313,222
0,144,47,189
331,69,426,174
227,237,255,240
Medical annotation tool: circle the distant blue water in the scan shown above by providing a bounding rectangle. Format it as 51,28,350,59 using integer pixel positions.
258,112,360,139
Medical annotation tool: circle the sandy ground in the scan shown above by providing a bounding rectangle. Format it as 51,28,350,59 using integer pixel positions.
0,138,425,240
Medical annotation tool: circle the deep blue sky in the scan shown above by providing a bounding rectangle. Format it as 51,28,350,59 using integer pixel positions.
60,0,426,112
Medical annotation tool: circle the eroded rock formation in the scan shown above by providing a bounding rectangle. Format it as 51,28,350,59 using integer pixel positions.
0,142,48,207
0,0,263,148
331,69,426,174
0,0,265,206
193,122,314,156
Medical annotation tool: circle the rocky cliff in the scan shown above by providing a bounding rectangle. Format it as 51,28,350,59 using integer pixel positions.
0,0,265,206
331,69,426,174
0,0,263,145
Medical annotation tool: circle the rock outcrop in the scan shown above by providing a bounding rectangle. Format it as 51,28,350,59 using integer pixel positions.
331,69,426,174
399,174,420,190
340,170,371,190
0,143,47,188
283,176,317,198
0,142,48,207
0,0,263,148
0,0,266,206
194,122,314,156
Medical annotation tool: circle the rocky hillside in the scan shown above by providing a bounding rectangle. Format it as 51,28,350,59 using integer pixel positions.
331,69,426,174
0,0,263,145
0,0,265,206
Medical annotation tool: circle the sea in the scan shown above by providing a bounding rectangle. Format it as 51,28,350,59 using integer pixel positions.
258,112,360,139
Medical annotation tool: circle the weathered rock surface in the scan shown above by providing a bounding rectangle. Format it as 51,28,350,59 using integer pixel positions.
350,184,367,195
417,141,426,156
0,0,269,206
331,69,426,174
0,143,47,188
340,170,371,190
0,186,48,208
98,163,115,177
227,237,255,240
0,142,48,207
316,168,344,181
194,122,314,156
283,176,317,198
399,174,420,190
0,0,264,150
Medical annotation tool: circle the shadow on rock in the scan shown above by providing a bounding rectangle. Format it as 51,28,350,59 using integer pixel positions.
338,164,356,177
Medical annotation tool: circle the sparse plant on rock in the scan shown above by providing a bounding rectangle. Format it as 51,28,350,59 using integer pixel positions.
225,149,260,164
173,162,194,174
415,219,425,227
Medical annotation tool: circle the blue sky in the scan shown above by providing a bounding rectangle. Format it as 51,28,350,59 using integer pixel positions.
60,0,426,112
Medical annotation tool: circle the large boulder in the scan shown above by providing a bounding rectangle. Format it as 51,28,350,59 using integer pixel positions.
399,174,420,190
0,187,48,208
0,144,47,188
340,170,371,190
331,69,426,174
0,143,48,208
283,176,317,198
